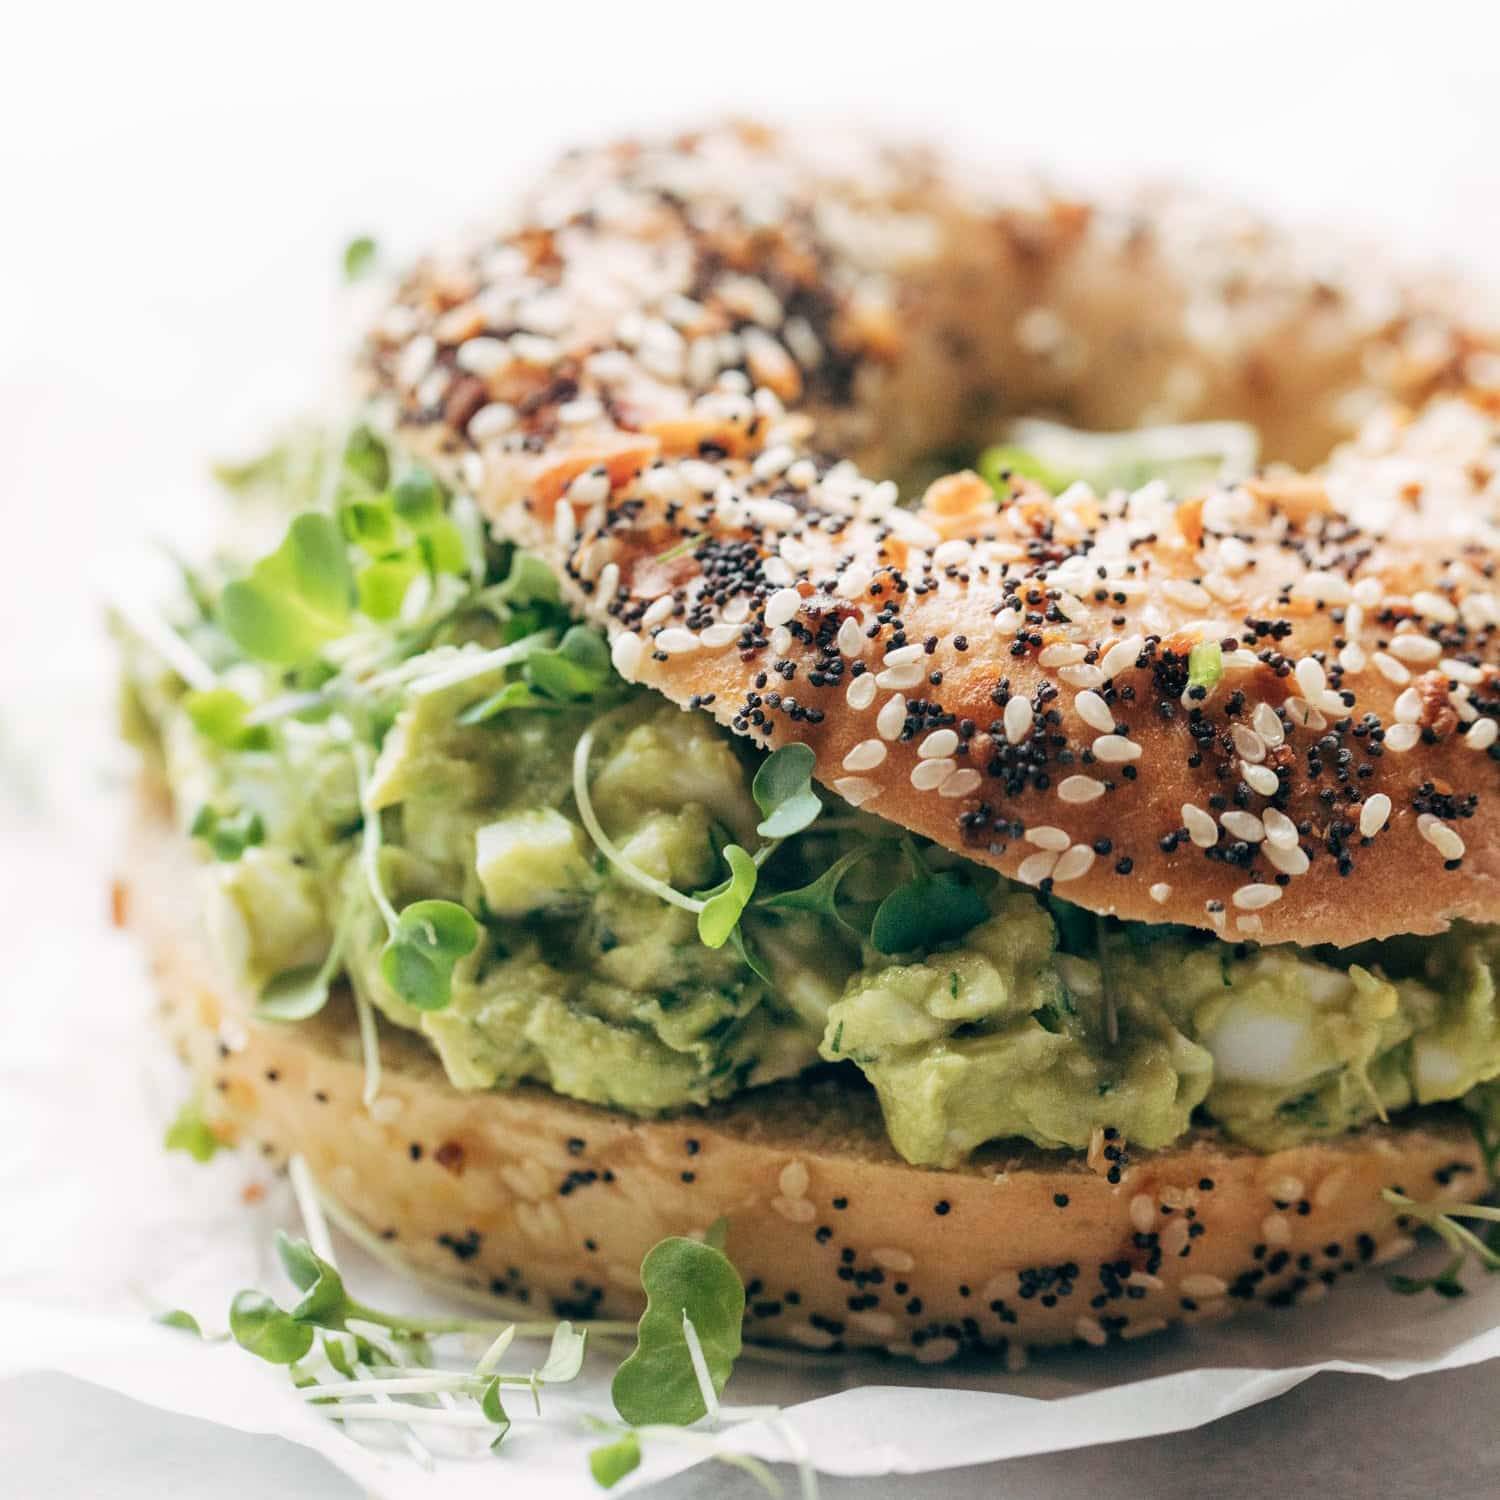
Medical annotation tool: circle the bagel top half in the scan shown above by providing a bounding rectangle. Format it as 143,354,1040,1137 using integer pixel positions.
358,122,1500,949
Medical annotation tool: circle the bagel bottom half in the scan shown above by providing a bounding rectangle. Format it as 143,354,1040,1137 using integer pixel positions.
127,782,1488,1359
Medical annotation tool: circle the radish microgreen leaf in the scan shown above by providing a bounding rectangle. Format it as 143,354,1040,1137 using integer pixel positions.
379,899,479,1011
611,1236,743,1426
751,742,821,838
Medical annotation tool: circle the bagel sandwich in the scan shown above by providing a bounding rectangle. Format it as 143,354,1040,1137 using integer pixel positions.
118,123,1500,1360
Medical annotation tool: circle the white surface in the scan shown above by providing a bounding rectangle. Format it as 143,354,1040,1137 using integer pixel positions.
4,2,1500,1495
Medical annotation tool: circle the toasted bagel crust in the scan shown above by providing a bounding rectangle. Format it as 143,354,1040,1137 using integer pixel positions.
130,789,1486,1355
359,124,1500,946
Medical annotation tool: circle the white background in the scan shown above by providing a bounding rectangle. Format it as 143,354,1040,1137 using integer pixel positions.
4,2,1500,1494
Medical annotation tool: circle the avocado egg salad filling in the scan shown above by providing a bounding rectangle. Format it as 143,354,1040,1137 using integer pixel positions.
118,422,1500,1171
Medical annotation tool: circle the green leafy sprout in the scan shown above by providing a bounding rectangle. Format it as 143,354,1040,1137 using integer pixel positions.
163,1155,815,1490
1382,1189,1500,1298
573,721,835,955
342,235,378,282
163,1098,223,1162
189,804,265,863
867,838,988,956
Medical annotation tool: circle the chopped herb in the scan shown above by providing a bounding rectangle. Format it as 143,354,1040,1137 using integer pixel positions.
1188,640,1224,693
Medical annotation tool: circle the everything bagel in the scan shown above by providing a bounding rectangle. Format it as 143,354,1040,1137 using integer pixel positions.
363,123,1500,947
122,122,1500,1356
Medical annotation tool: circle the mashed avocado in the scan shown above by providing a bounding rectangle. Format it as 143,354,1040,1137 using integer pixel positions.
117,424,1500,1172
820,903,1500,1166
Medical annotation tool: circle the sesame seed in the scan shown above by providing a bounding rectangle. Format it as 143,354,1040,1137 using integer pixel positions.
1179,1274,1228,1298
1130,1194,1157,1232
771,1196,816,1223
919,728,960,758
1058,776,1105,805
884,642,926,667
1231,725,1267,763
1384,722,1421,752
1359,793,1392,837
1233,883,1282,910
846,672,878,712
1075,1316,1108,1347
1261,1213,1292,1246
1017,850,1061,885
610,632,643,680
765,587,802,628
1100,634,1145,679
833,776,878,807
1058,664,1107,690
655,627,701,655
876,662,926,690
1051,845,1096,883
455,336,511,377
1242,763,1280,796
1372,1234,1417,1266
1074,690,1115,733
778,1160,810,1199
1220,810,1265,843
1264,841,1310,876
1388,633,1442,664
1150,882,1172,904
1262,807,1298,848
1294,657,1327,698
1393,687,1423,723
1418,815,1465,861
1372,651,1411,685
1026,825,1072,851
1468,717,1499,750
940,767,982,799
876,695,908,740
837,617,865,656
1254,702,1290,750
1039,642,1088,668
842,739,887,772
1092,734,1142,764
1003,695,1034,744
911,757,956,791
1183,803,1219,847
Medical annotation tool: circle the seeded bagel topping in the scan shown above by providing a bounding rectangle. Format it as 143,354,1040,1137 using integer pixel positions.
361,124,1500,947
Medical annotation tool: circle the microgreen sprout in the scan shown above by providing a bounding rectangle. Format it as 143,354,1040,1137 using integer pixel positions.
1382,1188,1500,1298
257,892,356,1021
163,1098,224,1162
751,742,821,839
697,845,758,949
977,444,1068,496
342,235,378,282
378,900,480,1012
155,1309,227,1340
189,804,265,862
589,1431,643,1487
184,688,272,751
524,624,613,701
349,735,478,1016
575,719,824,956
869,838,988,955
611,1235,744,1426
754,842,883,939
220,512,357,666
